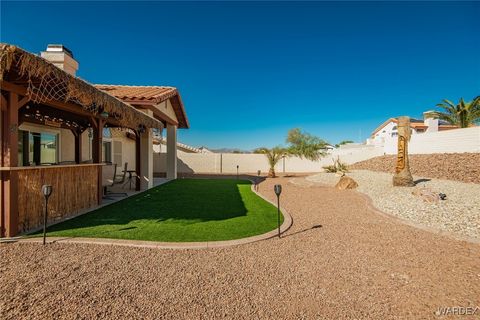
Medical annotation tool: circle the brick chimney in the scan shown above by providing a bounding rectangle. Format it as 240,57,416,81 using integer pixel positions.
40,44,79,76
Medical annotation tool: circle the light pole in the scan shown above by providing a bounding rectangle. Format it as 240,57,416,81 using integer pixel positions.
41,185,53,245
274,184,282,238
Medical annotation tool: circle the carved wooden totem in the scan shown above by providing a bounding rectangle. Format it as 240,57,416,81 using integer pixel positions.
393,116,415,187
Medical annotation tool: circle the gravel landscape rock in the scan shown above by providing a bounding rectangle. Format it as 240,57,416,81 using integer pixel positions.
350,153,480,184
1,177,479,319
308,170,480,240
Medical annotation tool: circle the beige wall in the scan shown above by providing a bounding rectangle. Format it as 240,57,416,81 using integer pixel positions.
110,135,136,170
60,128,75,161
81,130,92,161
153,99,178,124
383,126,480,154
18,123,95,163
153,146,384,174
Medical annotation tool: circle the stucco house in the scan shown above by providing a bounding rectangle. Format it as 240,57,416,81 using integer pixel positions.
367,111,458,146
0,43,189,237
154,137,204,154
94,84,189,179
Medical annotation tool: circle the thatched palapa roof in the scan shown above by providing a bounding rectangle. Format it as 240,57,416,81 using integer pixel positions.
0,43,163,130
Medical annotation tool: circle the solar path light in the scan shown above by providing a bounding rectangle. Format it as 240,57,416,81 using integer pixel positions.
274,184,282,238
42,185,53,245
255,170,261,191
236,165,239,179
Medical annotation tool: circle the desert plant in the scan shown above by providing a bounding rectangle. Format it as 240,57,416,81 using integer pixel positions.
254,147,289,178
255,129,328,177
322,157,349,173
286,128,327,161
436,97,480,128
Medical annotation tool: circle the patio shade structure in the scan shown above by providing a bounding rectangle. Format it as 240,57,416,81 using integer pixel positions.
0,43,168,237
95,85,189,180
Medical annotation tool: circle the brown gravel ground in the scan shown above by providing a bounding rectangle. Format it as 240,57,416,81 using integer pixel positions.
350,153,480,184
1,176,479,320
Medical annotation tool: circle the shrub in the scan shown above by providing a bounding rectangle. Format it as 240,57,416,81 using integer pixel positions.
323,157,349,173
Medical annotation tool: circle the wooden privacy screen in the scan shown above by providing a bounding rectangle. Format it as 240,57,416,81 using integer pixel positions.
16,165,99,233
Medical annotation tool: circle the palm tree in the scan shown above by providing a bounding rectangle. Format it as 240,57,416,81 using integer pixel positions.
254,147,288,178
286,128,327,161
436,97,480,128
254,129,328,178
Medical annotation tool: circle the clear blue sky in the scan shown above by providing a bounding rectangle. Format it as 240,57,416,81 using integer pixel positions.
2,1,479,150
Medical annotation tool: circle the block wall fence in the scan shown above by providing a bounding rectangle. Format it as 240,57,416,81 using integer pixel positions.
383,126,480,155
154,127,479,175
154,147,384,174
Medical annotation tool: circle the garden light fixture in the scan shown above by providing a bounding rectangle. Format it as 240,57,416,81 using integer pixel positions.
274,184,282,238
255,170,261,191
41,185,53,245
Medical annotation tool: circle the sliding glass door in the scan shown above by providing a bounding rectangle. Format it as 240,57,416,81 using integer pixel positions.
18,130,58,166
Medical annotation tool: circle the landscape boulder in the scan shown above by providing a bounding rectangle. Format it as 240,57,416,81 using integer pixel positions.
412,187,440,203
335,176,358,190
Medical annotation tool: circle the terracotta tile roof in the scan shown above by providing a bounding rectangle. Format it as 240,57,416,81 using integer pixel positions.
371,117,458,136
95,85,177,103
95,84,189,128
438,125,459,131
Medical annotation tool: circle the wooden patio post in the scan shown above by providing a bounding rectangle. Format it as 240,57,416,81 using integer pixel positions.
73,129,82,164
91,118,104,204
1,92,19,237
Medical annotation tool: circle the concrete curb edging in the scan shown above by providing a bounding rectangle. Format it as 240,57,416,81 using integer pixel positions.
13,179,293,250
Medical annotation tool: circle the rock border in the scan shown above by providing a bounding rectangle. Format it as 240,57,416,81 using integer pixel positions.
304,174,480,245
12,179,293,249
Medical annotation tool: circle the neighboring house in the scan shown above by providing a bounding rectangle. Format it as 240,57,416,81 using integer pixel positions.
153,137,203,154
198,146,214,154
323,144,336,151
0,43,189,237
367,111,458,146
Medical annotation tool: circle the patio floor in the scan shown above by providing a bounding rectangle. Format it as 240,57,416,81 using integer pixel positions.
101,177,170,206
1,176,479,319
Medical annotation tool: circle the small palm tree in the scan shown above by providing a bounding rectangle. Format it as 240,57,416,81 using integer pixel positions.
436,97,480,128
254,147,289,178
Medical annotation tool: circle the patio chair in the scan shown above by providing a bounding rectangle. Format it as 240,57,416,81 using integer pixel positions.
103,163,128,198
115,162,128,185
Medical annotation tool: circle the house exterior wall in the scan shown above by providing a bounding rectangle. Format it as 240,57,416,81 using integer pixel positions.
16,123,141,168
153,99,178,124
111,134,136,171
370,121,398,145
81,130,92,161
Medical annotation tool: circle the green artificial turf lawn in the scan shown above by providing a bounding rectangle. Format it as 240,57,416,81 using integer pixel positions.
36,179,282,242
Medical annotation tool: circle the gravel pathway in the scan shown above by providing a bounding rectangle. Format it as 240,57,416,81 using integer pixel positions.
1,177,479,319
307,170,480,241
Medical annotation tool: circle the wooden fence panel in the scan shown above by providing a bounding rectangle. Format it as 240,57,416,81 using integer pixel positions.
16,165,98,233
